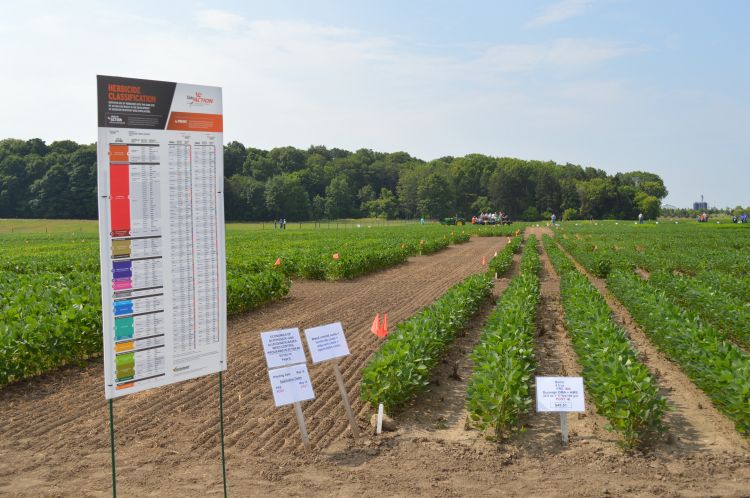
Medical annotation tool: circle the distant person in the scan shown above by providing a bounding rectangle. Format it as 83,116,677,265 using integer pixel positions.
551,213,557,225
281,218,286,230
274,219,277,229
638,213,643,224
742,214,748,223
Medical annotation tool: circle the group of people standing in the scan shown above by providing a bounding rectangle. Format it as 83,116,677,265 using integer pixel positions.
472,212,510,225
274,218,287,229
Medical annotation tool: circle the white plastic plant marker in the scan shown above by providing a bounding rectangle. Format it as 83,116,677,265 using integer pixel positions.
377,403,384,434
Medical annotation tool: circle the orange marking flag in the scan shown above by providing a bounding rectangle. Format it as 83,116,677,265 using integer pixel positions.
379,313,389,338
371,313,381,336
274,258,281,266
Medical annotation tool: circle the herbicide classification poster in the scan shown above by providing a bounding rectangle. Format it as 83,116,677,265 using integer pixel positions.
96,75,227,399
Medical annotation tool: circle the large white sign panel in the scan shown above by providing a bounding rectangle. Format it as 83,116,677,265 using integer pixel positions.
96,75,227,399
261,328,306,369
536,377,586,412
304,322,350,364
268,364,315,407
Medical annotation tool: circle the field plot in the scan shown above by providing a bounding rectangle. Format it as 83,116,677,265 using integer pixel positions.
554,222,750,435
1,222,750,497
0,222,511,385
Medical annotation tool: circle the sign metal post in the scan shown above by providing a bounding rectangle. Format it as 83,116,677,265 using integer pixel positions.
109,399,117,498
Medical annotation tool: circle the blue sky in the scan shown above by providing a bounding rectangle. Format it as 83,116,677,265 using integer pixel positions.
1,0,748,208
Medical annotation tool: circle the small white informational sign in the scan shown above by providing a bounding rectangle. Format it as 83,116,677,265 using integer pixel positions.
268,364,315,407
536,376,586,412
261,328,306,369
304,322,350,364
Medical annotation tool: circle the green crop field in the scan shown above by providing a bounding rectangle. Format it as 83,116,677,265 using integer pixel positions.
551,221,750,435
0,219,517,386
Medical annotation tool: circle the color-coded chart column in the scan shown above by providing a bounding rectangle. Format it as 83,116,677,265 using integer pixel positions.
109,145,131,237
106,140,166,393
112,261,133,290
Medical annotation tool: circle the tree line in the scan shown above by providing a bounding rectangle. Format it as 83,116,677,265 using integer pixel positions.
0,138,668,221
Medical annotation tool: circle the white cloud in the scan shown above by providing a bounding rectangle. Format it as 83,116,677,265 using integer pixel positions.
475,38,643,73
526,0,593,29
195,9,246,31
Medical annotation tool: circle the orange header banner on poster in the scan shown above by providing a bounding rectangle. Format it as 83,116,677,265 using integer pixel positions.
167,112,224,132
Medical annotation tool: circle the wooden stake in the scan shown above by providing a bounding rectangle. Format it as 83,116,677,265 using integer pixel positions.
560,412,569,444
293,402,310,449
333,362,360,441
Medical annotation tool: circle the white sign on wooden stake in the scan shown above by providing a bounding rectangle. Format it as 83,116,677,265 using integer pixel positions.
304,322,350,364
536,376,585,412
268,364,315,407
536,376,585,445
261,328,306,369
304,322,359,440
